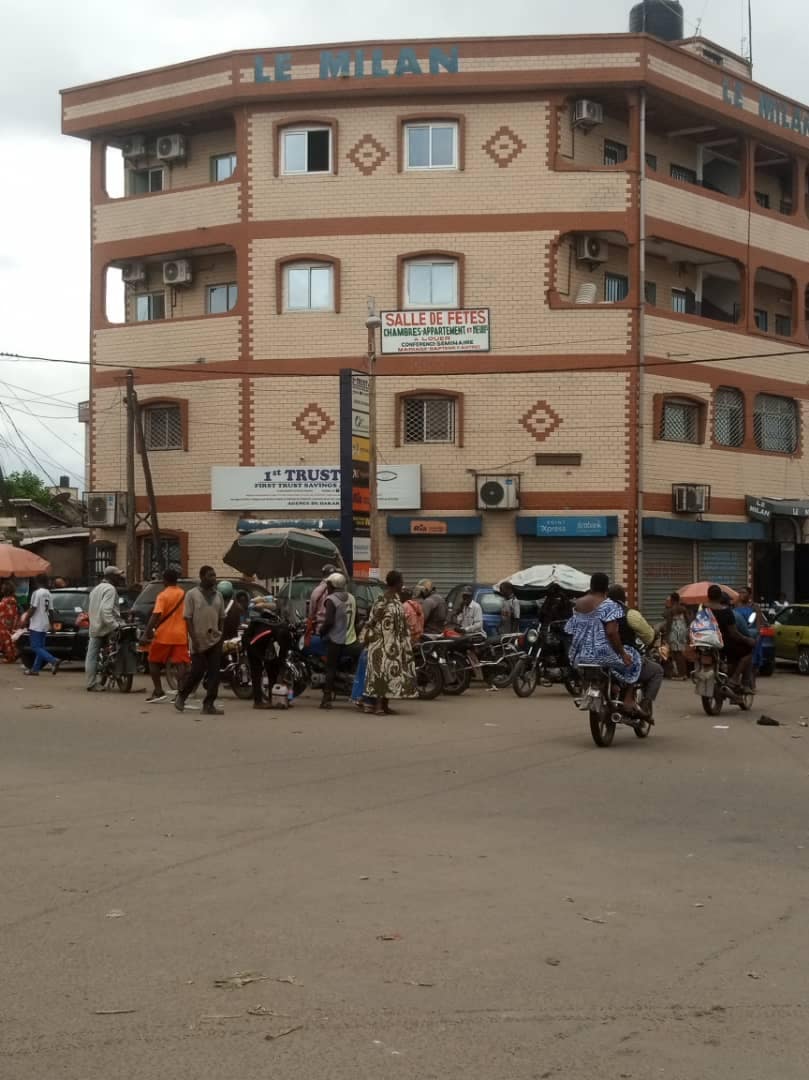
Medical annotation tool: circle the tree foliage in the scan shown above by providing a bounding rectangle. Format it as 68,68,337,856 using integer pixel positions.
3,470,57,507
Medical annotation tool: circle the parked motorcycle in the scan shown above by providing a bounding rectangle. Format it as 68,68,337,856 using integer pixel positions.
95,624,140,693
432,631,523,695
413,639,445,700
512,621,581,698
693,644,754,715
574,663,654,747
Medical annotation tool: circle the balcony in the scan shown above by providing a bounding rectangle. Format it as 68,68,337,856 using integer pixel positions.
645,238,742,327
94,182,240,244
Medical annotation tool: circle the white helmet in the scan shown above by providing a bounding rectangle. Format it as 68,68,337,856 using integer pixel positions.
326,572,346,590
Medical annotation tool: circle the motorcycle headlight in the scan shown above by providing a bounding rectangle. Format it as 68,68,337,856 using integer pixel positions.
525,628,539,646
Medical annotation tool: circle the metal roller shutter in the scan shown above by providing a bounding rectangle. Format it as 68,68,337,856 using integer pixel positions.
697,542,749,590
521,538,616,582
642,538,693,623
394,537,476,597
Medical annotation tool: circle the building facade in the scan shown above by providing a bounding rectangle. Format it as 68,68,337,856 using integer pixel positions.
62,26,809,608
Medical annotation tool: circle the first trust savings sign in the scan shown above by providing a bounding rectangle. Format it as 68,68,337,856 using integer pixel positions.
253,45,460,83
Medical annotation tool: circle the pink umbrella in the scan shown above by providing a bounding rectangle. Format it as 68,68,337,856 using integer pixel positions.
677,581,739,606
0,544,51,578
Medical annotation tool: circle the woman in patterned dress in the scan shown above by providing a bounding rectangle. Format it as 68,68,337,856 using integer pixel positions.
0,580,20,663
361,570,416,715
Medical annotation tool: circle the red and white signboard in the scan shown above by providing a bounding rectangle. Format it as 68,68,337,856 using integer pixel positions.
380,309,490,354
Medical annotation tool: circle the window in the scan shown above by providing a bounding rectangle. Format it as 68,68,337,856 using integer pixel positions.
755,190,771,209
603,139,628,166
754,308,769,331
143,404,183,451
702,47,724,65
128,167,163,195
282,127,331,174
776,313,793,337
754,394,798,453
660,398,700,443
135,292,166,322
284,263,334,311
207,283,238,314
671,288,688,314
644,281,657,306
671,163,697,184
645,152,658,170
405,122,458,169
714,388,745,447
403,397,456,444
604,273,629,303
405,259,458,308
89,542,116,585
143,536,182,580
211,153,236,182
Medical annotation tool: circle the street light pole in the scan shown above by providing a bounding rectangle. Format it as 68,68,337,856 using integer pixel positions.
365,304,382,573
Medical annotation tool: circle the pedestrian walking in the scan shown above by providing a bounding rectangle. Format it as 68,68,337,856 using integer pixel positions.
0,580,21,663
85,566,124,690
24,574,60,676
360,570,415,715
142,568,190,703
174,566,225,717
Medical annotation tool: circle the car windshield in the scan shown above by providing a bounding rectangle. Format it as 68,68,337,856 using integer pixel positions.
51,592,89,612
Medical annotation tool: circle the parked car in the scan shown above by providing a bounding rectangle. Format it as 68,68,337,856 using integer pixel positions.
127,577,268,629
275,576,383,627
17,587,130,668
445,584,539,638
770,604,809,674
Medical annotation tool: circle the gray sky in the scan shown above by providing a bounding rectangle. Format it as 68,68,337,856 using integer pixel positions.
0,0,800,491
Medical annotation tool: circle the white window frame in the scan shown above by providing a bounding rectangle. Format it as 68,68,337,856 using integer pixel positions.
283,262,335,312
134,291,166,322
671,288,688,314
281,126,332,175
404,258,459,309
128,166,164,196
206,282,238,314
404,122,459,171
211,153,237,182
403,397,457,444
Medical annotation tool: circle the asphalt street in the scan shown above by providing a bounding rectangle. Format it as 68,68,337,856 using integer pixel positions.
2,663,809,1079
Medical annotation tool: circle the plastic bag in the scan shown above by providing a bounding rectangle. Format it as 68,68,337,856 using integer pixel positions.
689,606,723,649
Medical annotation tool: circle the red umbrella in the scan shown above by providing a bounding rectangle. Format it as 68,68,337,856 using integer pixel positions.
677,581,739,606
0,544,51,578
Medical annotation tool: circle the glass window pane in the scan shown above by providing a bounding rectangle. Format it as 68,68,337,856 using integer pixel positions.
213,154,236,181
407,126,430,167
135,295,150,321
309,267,332,309
148,169,163,192
431,263,457,305
407,264,433,306
284,131,307,173
207,285,228,314
129,171,148,195
287,267,311,308
307,129,331,172
431,125,456,167
151,292,166,320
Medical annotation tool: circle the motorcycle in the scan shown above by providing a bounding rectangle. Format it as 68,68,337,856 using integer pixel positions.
693,644,754,715
298,635,360,700
574,663,654,747
511,620,581,698
413,639,445,700
96,624,140,693
432,631,523,695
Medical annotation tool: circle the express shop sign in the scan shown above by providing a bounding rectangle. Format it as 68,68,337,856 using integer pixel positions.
380,309,491,354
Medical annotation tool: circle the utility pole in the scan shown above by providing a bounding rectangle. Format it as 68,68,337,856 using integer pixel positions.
365,300,382,572
134,392,163,578
124,371,138,584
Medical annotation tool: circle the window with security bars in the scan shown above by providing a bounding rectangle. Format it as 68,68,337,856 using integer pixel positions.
671,163,698,184
714,388,745,447
89,543,116,585
603,139,628,166
404,397,456,444
143,536,182,580
604,273,629,303
143,405,183,451
754,394,798,453
660,399,700,443
775,314,792,337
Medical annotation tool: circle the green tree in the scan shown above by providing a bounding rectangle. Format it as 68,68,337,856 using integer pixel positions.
4,470,57,507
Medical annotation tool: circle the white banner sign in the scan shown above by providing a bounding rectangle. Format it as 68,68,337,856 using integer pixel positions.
212,464,421,512
380,308,490,354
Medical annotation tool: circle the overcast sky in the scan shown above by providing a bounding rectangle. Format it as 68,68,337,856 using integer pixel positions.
0,0,801,492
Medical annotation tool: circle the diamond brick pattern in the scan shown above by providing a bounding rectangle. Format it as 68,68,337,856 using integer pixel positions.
482,125,527,168
519,400,562,442
293,403,334,444
347,134,390,176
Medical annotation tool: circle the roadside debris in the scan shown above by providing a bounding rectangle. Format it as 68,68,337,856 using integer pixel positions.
265,1025,303,1041
578,915,606,925
713,725,730,730
93,1008,137,1015
747,971,762,980
105,909,125,919
545,957,561,966
757,715,779,727
24,704,53,710
214,971,269,990
377,932,403,941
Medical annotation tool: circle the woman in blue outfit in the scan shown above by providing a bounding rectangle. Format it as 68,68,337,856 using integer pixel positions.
565,572,642,712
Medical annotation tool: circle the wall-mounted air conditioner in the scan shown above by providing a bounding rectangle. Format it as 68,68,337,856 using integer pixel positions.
476,475,520,511
572,99,604,130
121,262,146,284
86,492,127,528
576,235,609,263
673,483,711,514
163,259,192,285
156,134,186,161
121,134,147,159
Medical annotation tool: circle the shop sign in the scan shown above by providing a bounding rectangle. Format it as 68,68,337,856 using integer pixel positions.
746,496,809,522
410,520,448,535
380,309,490,354
253,45,459,83
211,464,420,511
723,78,809,138
532,516,612,537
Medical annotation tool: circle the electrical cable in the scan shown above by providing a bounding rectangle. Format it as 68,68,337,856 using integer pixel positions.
0,403,59,487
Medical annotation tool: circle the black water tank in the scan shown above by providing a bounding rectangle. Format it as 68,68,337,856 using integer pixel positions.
629,0,685,41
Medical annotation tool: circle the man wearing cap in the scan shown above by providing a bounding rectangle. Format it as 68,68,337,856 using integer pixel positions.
417,580,448,636
456,587,484,637
319,572,358,709
85,565,124,691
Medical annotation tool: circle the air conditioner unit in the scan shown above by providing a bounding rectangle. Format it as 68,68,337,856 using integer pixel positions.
156,133,186,161
572,99,604,130
477,475,520,511
86,492,127,528
162,259,192,285
121,134,147,159
121,262,146,284
672,483,711,514
576,235,609,263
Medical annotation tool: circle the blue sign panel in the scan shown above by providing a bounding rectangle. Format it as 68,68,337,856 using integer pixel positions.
517,516,618,538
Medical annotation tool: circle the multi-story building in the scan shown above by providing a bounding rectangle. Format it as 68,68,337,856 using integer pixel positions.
62,6,809,610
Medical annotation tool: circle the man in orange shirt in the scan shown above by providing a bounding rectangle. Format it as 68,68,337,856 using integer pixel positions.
143,568,190,703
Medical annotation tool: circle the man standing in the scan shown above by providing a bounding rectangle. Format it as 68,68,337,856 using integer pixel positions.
142,568,189,703
174,566,225,717
497,581,521,635
85,565,123,690
456,587,484,637
319,572,358,710
417,580,447,635
309,563,338,635
25,573,60,676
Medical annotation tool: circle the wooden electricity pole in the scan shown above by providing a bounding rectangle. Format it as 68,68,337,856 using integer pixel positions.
125,371,138,584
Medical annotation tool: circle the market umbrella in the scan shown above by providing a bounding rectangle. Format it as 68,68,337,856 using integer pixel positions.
677,581,739,606
498,564,591,594
0,544,51,578
223,527,345,580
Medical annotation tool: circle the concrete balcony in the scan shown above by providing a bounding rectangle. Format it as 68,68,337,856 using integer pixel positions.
93,182,240,244
93,315,241,371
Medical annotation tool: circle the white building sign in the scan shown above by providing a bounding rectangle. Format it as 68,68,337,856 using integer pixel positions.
212,464,421,511
380,309,490,354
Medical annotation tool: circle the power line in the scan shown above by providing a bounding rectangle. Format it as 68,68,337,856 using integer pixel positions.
0,403,59,486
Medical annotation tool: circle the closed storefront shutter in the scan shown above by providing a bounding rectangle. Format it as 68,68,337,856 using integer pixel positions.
394,537,476,597
697,542,749,590
642,538,693,623
521,538,617,581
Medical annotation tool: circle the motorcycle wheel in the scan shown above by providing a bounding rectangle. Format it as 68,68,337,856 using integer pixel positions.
563,672,583,698
164,662,181,691
231,660,255,700
116,674,133,694
701,694,723,716
441,655,471,696
486,658,518,690
589,709,616,747
512,659,538,698
416,662,444,701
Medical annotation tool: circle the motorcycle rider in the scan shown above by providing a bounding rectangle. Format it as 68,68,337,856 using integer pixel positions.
244,610,293,711
707,583,754,690
455,587,484,637
539,584,572,626
607,584,664,706
319,573,358,710
417,580,448,635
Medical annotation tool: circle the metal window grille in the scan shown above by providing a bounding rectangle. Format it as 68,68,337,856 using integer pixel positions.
714,388,745,447
670,163,697,184
143,537,182,580
603,139,628,166
754,394,798,453
661,400,699,443
88,543,116,585
754,308,769,332
604,273,629,303
755,191,770,209
404,397,455,444
775,314,792,337
671,289,688,314
143,405,183,451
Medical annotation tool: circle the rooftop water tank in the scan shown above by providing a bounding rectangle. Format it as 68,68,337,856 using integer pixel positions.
629,0,685,41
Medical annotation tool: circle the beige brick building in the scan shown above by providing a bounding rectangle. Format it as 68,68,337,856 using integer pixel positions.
62,21,809,612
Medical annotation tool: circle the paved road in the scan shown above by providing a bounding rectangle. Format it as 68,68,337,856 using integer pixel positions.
2,664,809,1079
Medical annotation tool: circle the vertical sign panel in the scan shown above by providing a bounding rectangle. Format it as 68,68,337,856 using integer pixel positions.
339,369,372,575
